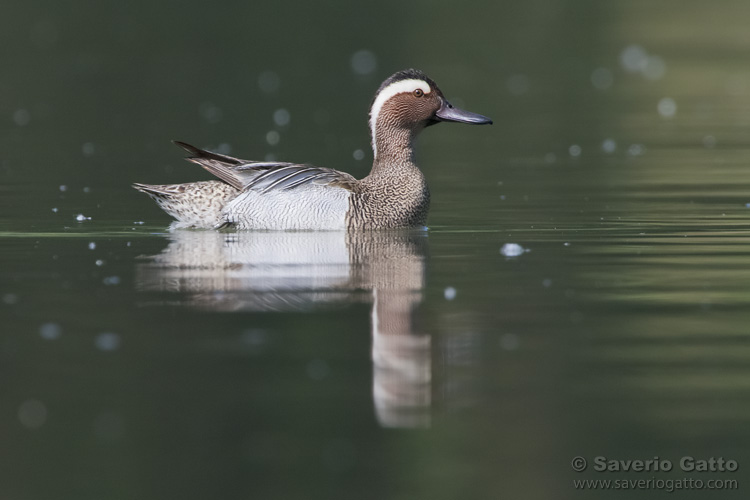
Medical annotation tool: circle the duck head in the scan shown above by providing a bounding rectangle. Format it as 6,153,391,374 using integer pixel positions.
369,69,492,159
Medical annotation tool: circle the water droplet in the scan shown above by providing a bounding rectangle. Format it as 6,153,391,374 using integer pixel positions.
352,149,365,161
628,144,646,156
500,243,526,257
95,259,104,266
199,102,223,124
499,333,520,351
241,328,267,347
657,97,677,118
351,50,377,75
643,56,666,80
591,67,613,90
620,44,648,73
258,70,280,93
506,74,529,96
569,144,582,157
307,359,329,380
88,242,96,250
18,399,47,429
95,332,121,352
39,322,62,340
265,130,280,146
13,109,31,126
602,138,617,153
273,108,290,127
444,287,457,300
102,276,120,286
2,293,18,305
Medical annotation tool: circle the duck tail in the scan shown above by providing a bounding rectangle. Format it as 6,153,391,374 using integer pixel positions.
172,140,243,165
132,182,183,198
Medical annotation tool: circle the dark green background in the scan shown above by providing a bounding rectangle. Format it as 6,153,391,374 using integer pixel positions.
2,1,749,499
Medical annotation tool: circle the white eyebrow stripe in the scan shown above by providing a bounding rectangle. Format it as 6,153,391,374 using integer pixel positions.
369,79,432,157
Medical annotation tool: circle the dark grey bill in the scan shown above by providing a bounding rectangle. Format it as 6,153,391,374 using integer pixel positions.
433,99,493,125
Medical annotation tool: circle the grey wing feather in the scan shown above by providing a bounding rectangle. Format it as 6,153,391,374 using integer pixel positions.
246,165,357,193
175,141,357,193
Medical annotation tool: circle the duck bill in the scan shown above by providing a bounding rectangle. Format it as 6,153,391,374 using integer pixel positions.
433,99,493,125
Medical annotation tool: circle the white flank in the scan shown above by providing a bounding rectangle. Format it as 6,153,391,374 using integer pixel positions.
369,79,432,157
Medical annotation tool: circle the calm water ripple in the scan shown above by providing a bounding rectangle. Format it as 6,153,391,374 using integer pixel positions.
2,1,750,498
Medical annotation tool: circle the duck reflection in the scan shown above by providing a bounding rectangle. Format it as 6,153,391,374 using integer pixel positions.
136,230,431,428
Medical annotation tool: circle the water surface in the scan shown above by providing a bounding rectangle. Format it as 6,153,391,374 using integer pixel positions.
2,1,750,499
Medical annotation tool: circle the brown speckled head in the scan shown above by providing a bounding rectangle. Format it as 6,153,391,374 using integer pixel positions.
369,70,442,140
369,69,492,159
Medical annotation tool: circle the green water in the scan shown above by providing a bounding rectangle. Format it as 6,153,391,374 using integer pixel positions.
2,1,750,498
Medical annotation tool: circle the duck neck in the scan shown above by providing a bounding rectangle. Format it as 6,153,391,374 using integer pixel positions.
352,125,430,228
370,127,420,177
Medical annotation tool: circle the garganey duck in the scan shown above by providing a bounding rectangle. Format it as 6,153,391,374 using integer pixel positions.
133,69,492,230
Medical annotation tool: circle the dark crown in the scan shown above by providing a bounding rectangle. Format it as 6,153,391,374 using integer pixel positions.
373,69,440,101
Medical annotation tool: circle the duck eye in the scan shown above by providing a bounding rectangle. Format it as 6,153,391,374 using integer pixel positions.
414,89,424,98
